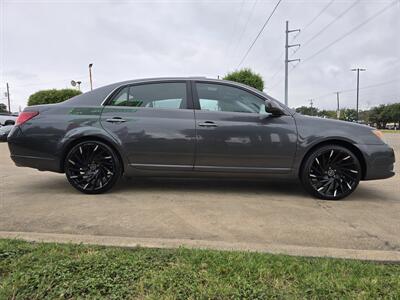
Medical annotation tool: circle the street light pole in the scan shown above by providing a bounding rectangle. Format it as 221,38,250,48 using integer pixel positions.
6,83,11,113
89,63,93,91
336,92,340,119
351,68,366,121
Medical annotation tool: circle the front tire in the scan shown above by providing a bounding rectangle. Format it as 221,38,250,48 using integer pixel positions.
301,145,361,200
64,141,121,194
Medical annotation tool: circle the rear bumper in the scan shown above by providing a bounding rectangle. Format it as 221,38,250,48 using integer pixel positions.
360,143,395,180
8,126,62,173
10,154,59,172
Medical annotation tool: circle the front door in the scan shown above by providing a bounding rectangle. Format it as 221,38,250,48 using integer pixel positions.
193,82,297,173
100,81,196,170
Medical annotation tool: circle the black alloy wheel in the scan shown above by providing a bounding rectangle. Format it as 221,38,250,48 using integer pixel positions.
301,145,361,200
65,141,121,194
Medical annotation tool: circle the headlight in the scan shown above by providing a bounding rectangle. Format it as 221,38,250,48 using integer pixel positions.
372,129,386,143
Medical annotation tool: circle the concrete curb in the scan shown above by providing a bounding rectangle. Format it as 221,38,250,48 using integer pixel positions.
1,231,400,262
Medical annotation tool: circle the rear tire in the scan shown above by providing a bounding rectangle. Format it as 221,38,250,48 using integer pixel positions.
64,141,121,194
300,145,361,200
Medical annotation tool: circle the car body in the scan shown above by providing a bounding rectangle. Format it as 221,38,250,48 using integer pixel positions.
7,77,395,199
0,125,13,142
0,113,17,126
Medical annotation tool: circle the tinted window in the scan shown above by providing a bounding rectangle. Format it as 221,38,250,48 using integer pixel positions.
196,83,266,114
108,82,187,109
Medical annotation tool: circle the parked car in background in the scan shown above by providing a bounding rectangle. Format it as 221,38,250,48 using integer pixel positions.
0,112,17,126
7,77,395,200
0,125,13,142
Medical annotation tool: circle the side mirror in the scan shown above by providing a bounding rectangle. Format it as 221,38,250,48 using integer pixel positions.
265,101,284,116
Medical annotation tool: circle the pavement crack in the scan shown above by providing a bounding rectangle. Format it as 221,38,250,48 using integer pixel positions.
315,200,400,251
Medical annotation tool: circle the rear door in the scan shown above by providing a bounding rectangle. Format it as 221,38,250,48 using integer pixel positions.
100,81,196,170
192,81,297,173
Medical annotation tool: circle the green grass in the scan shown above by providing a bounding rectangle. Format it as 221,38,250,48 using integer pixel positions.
382,130,400,133
1,239,399,299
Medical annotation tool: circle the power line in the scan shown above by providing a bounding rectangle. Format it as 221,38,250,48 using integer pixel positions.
237,0,283,68
305,79,400,102
300,0,397,64
301,0,336,34
268,0,336,86
223,0,246,70
298,0,361,51
231,0,259,65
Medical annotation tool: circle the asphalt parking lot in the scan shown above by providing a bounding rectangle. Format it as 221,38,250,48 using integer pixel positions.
1,134,399,259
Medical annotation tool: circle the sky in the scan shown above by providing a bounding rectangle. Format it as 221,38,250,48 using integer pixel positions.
1,0,399,112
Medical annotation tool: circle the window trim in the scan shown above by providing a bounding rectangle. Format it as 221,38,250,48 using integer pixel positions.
102,80,194,110
191,80,268,114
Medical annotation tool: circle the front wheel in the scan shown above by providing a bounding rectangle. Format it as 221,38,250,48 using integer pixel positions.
301,145,361,200
64,141,121,194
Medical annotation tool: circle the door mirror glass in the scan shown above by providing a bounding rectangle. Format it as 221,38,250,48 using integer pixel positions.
265,101,284,116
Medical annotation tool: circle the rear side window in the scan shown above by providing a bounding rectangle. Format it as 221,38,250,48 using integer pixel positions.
108,82,187,109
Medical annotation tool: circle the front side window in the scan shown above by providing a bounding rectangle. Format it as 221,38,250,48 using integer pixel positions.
196,83,266,114
108,82,187,109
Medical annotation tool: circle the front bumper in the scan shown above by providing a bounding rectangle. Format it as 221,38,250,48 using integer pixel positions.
360,143,395,180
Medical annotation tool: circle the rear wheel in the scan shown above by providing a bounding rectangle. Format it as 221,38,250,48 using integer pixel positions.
301,145,361,200
64,141,121,194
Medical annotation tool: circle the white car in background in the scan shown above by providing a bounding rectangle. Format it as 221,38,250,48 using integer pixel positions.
0,112,17,126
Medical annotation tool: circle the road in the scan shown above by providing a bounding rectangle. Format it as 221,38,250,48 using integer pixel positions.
1,134,399,259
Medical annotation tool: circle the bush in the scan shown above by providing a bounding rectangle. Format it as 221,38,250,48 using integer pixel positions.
223,68,264,91
28,89,82,106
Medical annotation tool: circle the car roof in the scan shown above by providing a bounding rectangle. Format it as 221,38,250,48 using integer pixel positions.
61,76,291,114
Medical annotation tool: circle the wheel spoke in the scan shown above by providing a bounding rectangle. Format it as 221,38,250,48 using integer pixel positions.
308,148,359,199
66,142,116,192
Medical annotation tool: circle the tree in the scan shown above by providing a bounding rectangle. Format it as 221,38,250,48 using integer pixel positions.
223,68,264,91
388,103,400,127
318,110,337,119
295,106,319,116
339,108,357,122
0,103,7,113
28,89,82,106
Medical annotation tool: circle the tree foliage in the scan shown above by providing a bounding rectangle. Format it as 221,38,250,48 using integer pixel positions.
0,103,7,113
295,106,319,116
28,89,82,106
294,102,400,128
224,68,264,91
367,103,400,128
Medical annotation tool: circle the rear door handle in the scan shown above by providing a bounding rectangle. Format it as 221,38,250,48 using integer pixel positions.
106,117,126,123
198,121,218,127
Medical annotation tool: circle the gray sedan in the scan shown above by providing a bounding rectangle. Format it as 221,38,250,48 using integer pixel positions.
7,78,395,200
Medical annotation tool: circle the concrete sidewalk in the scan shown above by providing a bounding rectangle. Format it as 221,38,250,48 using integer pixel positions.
2,231,400,262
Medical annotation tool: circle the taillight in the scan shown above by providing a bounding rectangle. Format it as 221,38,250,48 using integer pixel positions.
16,111,39,126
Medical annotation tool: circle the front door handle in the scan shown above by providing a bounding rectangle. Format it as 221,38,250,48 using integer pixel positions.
106,117,126,123
198,121,218,127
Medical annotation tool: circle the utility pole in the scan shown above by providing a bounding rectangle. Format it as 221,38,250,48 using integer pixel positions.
6,83,11,113
351,68,366,122
336,92,340,119
89,63,94,91
284,20,300,106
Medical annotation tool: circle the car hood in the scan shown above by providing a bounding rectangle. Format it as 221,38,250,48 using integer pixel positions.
293,113,384,145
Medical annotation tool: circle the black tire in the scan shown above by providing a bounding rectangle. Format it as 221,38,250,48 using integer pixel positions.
300,145,361,200
64,141,121,194
4,120,15,126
